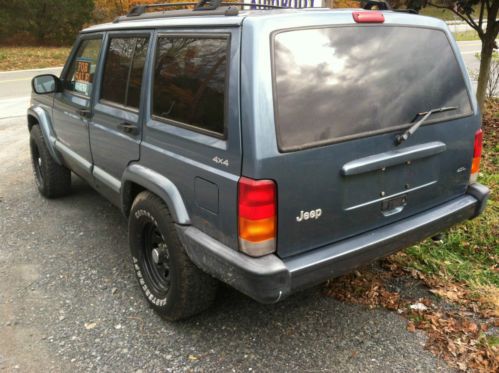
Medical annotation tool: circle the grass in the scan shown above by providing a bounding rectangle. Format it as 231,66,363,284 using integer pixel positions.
485,335,499,348
0,46,71,71
396,99,498,311
453,30,481,41
403,198,498,286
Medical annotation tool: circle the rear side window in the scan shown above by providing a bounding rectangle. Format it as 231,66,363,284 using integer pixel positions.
273,27,473,151
101,36,149,109
65,38,102,97
153,36,229,137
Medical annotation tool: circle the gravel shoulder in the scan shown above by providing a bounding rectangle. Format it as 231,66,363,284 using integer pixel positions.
0,116,453,372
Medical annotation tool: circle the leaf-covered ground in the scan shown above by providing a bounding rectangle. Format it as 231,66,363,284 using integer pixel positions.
0,47,71,71
324,265,498,372
325,99,498,372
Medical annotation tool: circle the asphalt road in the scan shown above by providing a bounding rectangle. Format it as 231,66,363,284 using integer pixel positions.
0,68,62,120
458,40,483,74
0,40,485,372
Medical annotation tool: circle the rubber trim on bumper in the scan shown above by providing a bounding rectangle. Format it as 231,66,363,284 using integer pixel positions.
178,187,488,304
177,226,291,304
467,183,490,218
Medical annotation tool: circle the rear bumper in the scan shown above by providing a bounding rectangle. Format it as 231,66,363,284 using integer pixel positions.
178,183,490,304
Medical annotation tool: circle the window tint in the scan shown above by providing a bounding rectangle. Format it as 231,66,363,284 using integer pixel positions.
273,27,473,151
101,37,149,109
65,38,102,97
127,38,149,108
153,36,228,136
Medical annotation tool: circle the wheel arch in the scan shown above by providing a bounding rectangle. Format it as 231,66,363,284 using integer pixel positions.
121,164,191,225
28,114,38,132
27,106,63,165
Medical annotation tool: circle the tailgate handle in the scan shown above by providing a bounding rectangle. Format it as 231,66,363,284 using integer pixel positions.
341,141,446,176
381,195,407,217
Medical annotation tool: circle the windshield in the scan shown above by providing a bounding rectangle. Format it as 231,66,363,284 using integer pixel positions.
272,26,473,151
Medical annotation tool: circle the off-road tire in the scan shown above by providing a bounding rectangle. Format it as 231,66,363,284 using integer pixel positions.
129,191,218,321
29,125,71,198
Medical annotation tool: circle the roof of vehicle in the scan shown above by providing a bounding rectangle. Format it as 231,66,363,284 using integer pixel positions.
82,7,448,34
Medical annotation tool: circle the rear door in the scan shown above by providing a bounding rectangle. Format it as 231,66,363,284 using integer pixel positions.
269,26,476,258
90,32,152,195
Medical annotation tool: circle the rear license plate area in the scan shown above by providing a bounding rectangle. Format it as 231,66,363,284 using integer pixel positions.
381,195,407,216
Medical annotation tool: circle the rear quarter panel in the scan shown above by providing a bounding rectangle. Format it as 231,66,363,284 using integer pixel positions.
139,27,242,249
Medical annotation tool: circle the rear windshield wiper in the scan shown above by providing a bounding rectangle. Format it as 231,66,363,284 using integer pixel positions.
395,106,458,145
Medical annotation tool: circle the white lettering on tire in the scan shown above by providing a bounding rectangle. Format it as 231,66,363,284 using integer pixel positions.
132,256,167,307
134,209,158,227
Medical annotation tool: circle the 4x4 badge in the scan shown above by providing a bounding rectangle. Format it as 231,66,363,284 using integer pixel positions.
212,156,229,167
296,209,322,222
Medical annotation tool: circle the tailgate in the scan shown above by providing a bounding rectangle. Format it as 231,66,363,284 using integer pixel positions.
269,25,477,258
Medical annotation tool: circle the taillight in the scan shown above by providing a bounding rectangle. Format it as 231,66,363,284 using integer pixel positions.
238,177,276,257
352,11,385,23
470,128,483,184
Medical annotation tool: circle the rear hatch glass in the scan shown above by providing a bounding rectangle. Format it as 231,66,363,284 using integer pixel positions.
273,26,472,152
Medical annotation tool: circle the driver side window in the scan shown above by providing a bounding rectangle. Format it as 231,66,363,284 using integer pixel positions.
64,38,103,97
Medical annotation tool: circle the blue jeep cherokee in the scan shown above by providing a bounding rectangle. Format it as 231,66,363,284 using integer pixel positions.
28,1,490,320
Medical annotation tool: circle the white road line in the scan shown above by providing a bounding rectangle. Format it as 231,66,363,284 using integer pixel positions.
0,66,63,74
0,78,32,83
0,114,26,120
0,96,30,102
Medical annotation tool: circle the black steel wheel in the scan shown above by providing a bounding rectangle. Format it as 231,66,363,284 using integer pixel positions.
129,191,218,320
142,223,171,298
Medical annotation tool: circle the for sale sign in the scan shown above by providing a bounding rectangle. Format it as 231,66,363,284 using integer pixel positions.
75,60,91,83
74,59,92,96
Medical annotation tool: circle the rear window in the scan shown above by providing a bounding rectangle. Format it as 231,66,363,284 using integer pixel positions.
272,26,473,151
152,36,229,137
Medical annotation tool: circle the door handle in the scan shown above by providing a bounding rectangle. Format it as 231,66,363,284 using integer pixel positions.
77,109,92,119
118,122,139,135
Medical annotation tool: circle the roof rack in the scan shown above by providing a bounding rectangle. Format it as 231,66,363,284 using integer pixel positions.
362,1,391,10
114,0,418,24
362,0,419,14
126,0,285,18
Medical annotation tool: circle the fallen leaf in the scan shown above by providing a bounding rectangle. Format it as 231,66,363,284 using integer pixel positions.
410,303,428,311
457,361,467,371
407,322,416,333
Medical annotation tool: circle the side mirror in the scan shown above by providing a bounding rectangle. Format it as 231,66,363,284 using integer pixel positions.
32,74,61,94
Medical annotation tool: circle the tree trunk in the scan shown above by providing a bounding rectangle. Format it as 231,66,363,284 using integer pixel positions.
476,36,495,112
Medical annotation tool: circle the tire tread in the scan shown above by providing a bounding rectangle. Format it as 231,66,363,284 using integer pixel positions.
30,125,71,198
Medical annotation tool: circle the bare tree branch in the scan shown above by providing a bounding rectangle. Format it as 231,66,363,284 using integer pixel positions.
427,2,482,36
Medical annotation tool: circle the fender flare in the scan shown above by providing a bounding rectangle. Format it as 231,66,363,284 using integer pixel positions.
122,164,191,225
27,106,64,165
